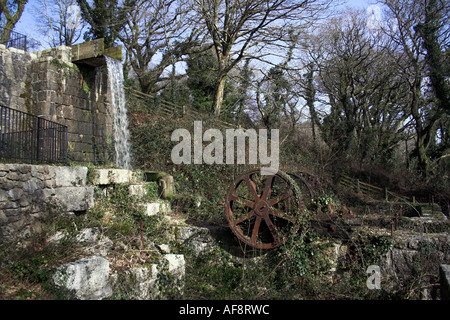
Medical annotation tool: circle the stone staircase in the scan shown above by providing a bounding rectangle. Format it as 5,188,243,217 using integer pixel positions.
88,168,173,217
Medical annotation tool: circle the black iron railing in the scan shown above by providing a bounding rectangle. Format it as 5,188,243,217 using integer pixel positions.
0,26,32,51
0,105,68,164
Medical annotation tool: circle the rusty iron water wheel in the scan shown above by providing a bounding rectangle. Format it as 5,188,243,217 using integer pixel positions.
225,169,304,250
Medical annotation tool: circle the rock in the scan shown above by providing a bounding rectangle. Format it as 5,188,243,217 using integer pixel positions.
7,188,23,201
158,244,171,254
440,265,450,300
164,254,185,278
75,228,99,244
48,228,112,257
52,186,94,212
161,254,185,298
380,248,417,277
48,231,69,243
140,201,171,216
89,168,138,185
125,266,159,300
0,211,7,224
52,256,112,300
128,184,147,199
177,226,214,255
112,254,185,300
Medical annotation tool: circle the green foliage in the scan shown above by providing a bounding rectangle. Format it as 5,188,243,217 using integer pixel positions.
185,45,243,118
186,46,219,113
77,0,132,47
361,235,393,265
0,223,85,299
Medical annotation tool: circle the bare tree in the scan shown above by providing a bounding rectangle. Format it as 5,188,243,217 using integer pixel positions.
0,0,27,44
300,8,412,166
377,0,450,176
119,0,200,95
192,0,333,116
33,0,85,47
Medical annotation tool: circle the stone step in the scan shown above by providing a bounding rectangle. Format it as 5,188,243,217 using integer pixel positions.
89,168,144,186
89,169,175,200
128,183,159,200
140,201,172,216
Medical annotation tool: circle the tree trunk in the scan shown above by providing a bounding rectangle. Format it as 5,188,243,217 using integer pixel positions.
0,0,27,45
213,74,226,117
0,24,13,44
415,130,434,178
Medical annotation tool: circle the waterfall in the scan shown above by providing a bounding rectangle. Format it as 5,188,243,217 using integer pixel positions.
105,55,132,169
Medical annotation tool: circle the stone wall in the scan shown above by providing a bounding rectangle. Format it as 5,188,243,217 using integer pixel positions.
0,46,35,111
0,163,94,240
0,44,114,165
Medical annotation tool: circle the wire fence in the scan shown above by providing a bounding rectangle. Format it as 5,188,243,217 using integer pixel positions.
125,87,238,129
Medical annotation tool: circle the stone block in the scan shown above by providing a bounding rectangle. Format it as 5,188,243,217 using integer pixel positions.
125,266,159,300
70,39,105,62
23,177,45,194
52,166,88,187
128,184,147,199
140,201,171,216
52,186,94,212
163,254,185,296
90,168,135,185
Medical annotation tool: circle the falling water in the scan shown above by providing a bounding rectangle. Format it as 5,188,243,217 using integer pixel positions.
105,55,132,169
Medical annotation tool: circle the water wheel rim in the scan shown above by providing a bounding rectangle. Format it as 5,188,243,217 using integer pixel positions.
225,169,303,250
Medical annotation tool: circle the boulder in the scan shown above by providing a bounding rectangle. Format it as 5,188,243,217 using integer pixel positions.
125,266,159,300
52,256,112,300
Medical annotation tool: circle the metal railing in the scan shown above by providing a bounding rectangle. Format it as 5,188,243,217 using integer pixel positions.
0,105,68,164
0,26,34,51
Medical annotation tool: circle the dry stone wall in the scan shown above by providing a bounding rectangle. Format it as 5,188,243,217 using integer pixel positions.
0,163,94,240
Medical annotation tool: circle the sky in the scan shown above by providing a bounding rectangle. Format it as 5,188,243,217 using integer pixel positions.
14,0,375,50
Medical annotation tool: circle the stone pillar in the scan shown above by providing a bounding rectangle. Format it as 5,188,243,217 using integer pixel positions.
0,43,115,165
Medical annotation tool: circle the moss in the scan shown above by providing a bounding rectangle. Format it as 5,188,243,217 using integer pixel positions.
22,78,34,114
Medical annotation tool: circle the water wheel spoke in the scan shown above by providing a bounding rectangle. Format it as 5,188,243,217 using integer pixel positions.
229,192,255,209
244,176,259,202
234,210,255,224
267,190,293,207
269,208,296,224
263,214,280,245
261,175,274,201
251,216,262,246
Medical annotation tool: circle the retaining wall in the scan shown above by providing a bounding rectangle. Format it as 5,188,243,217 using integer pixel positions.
0,163,94,240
